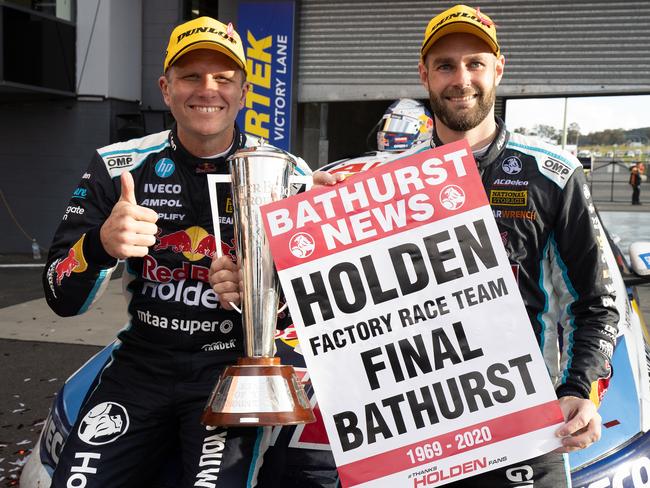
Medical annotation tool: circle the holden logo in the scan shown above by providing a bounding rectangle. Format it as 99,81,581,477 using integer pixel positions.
78,402,129,446
501,156,522,175
289,232,315,258
440,185,466,210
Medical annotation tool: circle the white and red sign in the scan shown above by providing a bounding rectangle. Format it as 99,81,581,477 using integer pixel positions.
262,140,564,487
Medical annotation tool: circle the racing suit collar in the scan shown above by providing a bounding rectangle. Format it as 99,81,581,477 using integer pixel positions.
430,117,509,169
167,123,246,173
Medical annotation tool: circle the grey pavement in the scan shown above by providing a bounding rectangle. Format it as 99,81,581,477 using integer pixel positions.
0,263,124,486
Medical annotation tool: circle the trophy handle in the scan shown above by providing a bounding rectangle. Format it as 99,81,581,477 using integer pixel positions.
206,173,313,315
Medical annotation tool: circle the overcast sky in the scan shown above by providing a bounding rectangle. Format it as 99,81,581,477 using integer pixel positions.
505,95,650,135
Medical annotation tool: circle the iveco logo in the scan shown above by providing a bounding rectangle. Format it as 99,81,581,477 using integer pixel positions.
107,156,134,168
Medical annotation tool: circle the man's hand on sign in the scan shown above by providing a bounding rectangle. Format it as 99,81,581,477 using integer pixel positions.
554,396,602,453
209,255,242,310
312,170,346,188
100,171,159,259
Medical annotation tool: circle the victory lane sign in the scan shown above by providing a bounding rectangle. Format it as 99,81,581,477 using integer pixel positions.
261,140,564,487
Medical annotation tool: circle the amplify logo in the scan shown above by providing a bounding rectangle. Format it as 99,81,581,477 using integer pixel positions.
154,226,236,262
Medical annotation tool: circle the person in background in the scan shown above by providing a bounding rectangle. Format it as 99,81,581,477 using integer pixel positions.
43,16,309,487
629,160,646,205
315,4,619,486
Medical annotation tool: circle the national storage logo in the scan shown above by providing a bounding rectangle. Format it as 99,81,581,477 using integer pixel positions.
237,1,295,150
489,190,528,207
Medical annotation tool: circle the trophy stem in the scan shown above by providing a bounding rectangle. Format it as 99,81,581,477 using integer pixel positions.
201,358,316,427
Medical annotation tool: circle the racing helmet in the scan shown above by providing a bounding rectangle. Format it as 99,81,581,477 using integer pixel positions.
377,99,433,152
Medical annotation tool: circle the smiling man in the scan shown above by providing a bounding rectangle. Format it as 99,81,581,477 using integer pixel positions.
418,5,618,487
44,16,309,488
314,4,620,487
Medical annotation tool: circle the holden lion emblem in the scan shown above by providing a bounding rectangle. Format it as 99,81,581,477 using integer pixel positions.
289,232,315,258
78,402,130,446
440,185,466,210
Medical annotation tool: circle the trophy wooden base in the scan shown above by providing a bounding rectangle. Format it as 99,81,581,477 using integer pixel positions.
201,357,316,427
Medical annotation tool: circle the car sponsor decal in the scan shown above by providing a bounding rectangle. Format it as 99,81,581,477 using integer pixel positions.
489,190,528,207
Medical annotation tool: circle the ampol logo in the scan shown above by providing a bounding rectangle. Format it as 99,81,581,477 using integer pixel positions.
154,226,236,262
289,232,315,258
440,184,466,210
78,402,129,446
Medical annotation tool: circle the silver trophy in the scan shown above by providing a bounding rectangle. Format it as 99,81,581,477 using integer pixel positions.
202,141,315,426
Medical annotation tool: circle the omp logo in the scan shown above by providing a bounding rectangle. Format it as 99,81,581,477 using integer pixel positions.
543,158,570,178
78,402,129,446
106,155,133,168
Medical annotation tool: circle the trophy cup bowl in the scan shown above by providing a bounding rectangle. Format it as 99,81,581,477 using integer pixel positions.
201,142,316,427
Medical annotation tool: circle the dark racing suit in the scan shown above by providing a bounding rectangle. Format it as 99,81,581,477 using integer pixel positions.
451,119,618,486
43,124,310,488
261,119,619,487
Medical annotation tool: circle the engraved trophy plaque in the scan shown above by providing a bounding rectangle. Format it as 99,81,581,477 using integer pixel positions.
201,142,315,426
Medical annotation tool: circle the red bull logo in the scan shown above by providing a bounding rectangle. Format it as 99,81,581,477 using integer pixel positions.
220,238,237,261
154,226,236,262
154,229,193,254
55,248,81,285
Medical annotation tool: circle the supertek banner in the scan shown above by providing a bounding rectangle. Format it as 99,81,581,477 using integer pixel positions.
237,1,295,151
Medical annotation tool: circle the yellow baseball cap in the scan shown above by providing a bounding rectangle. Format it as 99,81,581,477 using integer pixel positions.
163,17,247,74
421,5,499,58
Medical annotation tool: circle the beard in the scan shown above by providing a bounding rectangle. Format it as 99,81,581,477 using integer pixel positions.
427,84,496,132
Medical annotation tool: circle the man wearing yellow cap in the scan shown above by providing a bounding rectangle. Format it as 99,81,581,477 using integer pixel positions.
316,4,619,487
44,16,309,487
418,5,617,486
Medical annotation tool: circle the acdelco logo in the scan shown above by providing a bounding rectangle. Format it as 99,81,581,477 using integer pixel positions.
106,155,133,168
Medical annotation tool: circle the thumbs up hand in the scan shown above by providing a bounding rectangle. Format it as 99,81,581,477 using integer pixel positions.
100,171,159,259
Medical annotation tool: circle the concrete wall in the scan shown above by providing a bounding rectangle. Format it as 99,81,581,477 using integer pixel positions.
141,0,180,110
76,0,142,101
0,99,140,253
